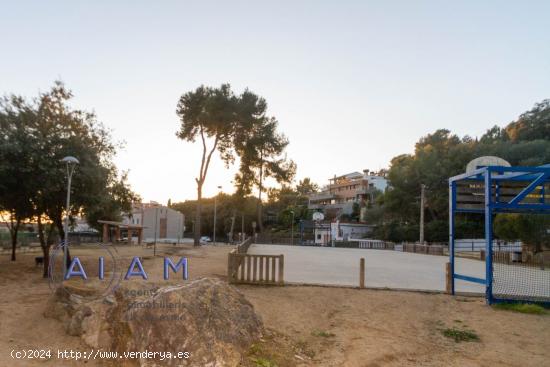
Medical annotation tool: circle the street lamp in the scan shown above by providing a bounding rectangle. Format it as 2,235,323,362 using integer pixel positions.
61,156,79,277
290,210,295,246
213,185,222,245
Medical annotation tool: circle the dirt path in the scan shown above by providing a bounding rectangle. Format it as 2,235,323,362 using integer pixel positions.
240,286,550,366
1,246,548,367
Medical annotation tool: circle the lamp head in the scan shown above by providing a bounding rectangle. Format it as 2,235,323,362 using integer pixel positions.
61,156,80,165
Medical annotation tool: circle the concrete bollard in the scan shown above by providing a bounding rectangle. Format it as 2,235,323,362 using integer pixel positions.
445,262,452,294
360,258,365,288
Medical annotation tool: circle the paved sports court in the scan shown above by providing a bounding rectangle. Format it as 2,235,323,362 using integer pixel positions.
248,244,485,293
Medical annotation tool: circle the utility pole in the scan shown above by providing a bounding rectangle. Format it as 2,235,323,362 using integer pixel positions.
213,195,217,245
290,210,295,245
241,212,245,242
213,186,222,245
420,184,426,244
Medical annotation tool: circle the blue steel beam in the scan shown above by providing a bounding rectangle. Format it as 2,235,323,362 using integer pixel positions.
492,203,550,211
449,167,487,182
449,181,456,295
486,165,550,173
455,274,486,285
484,170,494,304
508,173,548,205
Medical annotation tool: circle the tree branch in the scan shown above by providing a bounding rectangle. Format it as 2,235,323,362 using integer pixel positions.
202,135,219,182
198,125,207,184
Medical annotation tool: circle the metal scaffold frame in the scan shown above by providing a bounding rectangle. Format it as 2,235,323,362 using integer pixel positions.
448,165,550,305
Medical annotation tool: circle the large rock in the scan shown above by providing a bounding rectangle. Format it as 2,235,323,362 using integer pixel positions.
45,278,263,366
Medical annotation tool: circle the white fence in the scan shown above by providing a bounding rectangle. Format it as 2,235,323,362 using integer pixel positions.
455,239,522,252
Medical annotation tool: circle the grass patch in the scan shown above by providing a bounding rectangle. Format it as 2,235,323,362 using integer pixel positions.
442,328,479,343
312,330,335,338
295,339,316,358
246,340,281,367
493,303,548,315
455,297,476,302
249,357,277,367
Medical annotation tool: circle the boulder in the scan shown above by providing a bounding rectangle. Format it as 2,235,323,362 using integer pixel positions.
45,278,263,366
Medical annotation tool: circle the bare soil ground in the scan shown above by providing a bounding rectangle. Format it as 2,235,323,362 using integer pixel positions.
1,244,549,367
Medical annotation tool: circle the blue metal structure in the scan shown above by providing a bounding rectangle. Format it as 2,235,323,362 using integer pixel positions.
448,165,550,304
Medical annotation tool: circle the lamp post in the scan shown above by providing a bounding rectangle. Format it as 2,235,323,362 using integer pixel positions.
290,210,295,246
420,184,426,245
61,156,79,277
154,206,158,256
213,185,222,245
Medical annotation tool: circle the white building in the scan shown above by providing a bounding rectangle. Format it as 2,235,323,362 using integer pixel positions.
122,202,185,243
312,220,373,245
331,221,373,242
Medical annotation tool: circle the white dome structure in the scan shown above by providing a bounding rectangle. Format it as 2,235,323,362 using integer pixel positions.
466,156,511,173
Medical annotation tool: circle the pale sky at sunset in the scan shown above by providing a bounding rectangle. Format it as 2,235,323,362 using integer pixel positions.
1,1,549,203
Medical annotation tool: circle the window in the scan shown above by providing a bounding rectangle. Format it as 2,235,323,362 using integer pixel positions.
317,234,321,240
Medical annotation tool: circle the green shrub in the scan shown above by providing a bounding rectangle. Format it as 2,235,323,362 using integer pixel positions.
442,328,479,342
493,303,548,315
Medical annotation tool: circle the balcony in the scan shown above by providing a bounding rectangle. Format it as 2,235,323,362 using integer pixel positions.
309,191,336,201
307,202,354,214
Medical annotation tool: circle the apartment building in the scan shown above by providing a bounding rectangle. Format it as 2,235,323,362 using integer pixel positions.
308,170,388,219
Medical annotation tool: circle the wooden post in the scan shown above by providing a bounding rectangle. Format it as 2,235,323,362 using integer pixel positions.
480,249,486,261
259,256,264,282
446,262,452,294
227,253,234,284
102,223,109,243
240,255,245,281
278,255,284,285
271,257,276,282
137,228,142,245
127,228,133,245
246,256,251,282
359,258,365,288
252,256,258,282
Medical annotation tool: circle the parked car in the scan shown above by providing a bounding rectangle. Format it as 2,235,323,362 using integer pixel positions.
200,236,211,245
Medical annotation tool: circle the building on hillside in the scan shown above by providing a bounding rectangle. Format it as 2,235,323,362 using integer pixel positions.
301,220,373,246
308,169,388,220
122,202,185,243
330,220,373,242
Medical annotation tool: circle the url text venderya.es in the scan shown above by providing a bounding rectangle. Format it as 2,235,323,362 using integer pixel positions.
10,349,190,361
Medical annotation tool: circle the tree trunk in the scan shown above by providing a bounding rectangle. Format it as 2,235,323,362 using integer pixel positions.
229,208,236,243
37,217,52,278
42,245,51,278
54,215,71,268
194,185,202,246
55,216,64,240
9,217,20,261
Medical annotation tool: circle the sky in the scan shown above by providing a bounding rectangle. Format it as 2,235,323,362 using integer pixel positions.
1,1,549,203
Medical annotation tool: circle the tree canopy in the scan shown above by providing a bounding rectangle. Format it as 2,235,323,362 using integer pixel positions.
0,81,137,273
370,99,550,246
176,84,295,244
